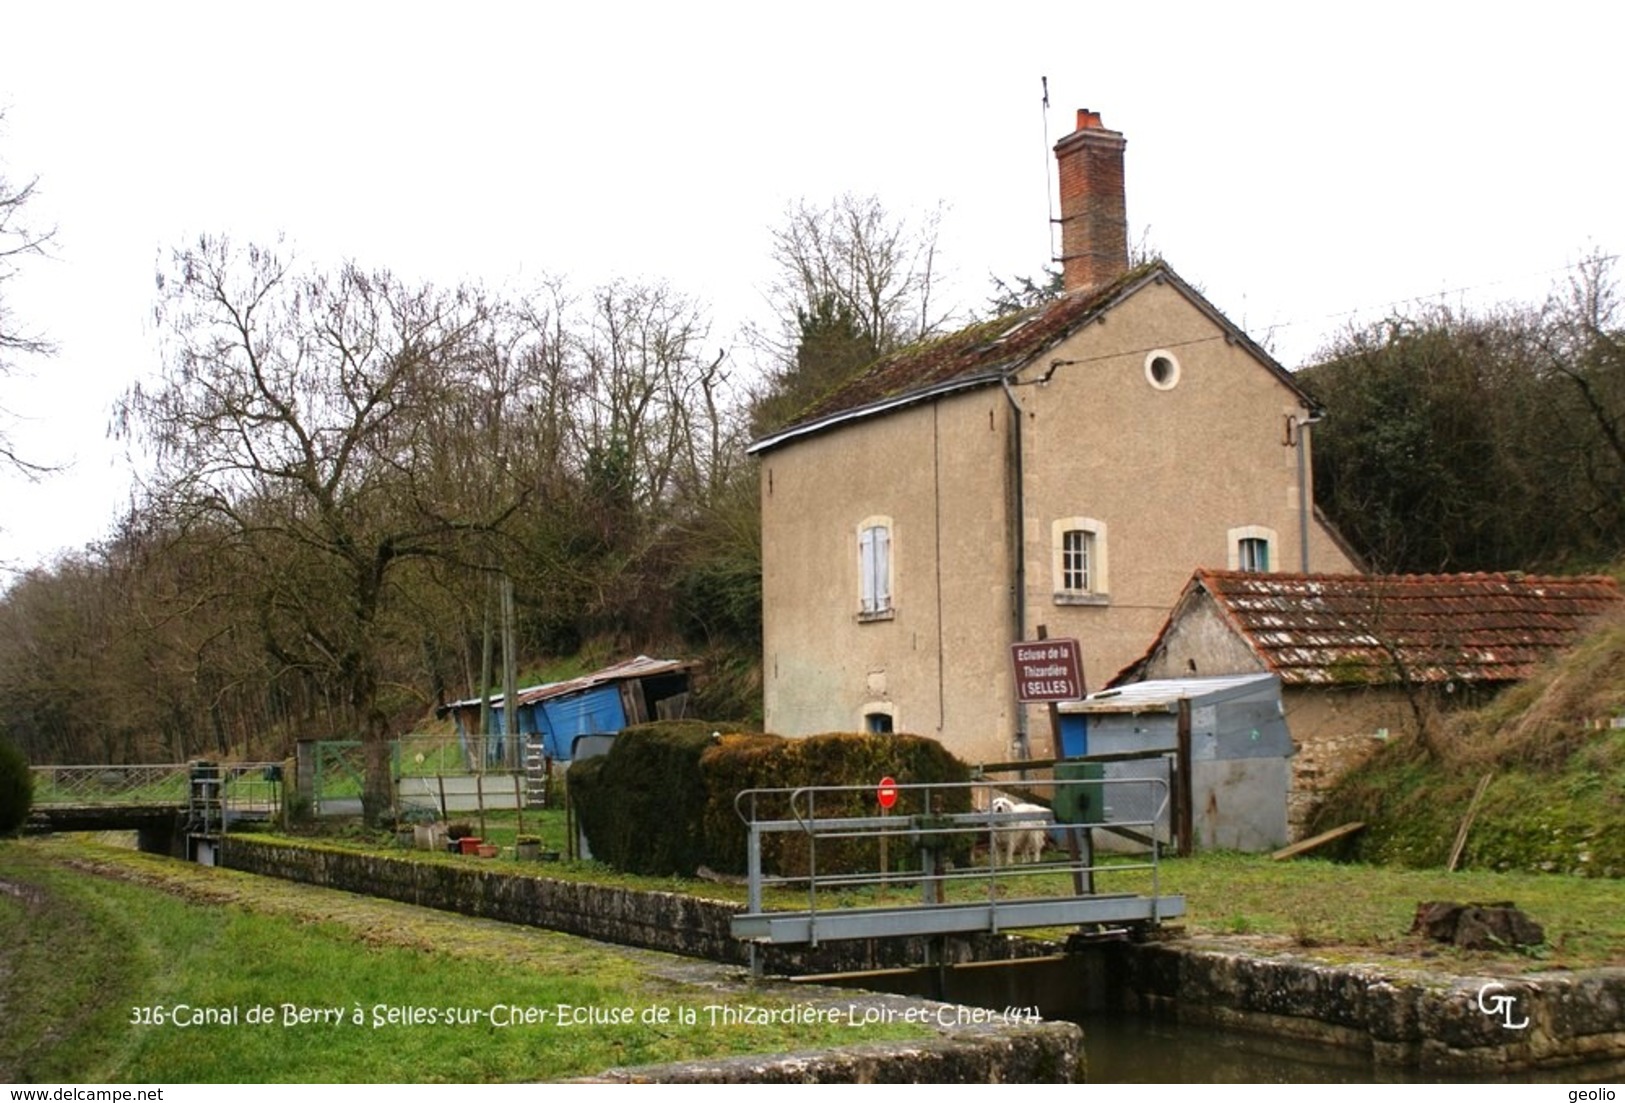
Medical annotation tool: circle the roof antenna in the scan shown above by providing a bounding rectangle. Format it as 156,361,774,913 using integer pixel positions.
1040,76,1056,266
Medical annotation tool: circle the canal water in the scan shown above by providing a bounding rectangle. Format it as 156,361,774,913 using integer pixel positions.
1078,1011,1401,1083
812,955,1580,1084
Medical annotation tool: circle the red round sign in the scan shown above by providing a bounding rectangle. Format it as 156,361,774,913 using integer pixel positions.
877,776,898,809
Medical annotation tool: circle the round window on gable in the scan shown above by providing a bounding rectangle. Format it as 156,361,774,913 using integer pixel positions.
1144,349,1181,391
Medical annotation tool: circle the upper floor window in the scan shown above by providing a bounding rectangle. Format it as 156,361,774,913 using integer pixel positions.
1052,517,1109,604
1228,525,1278,573
1238,537,1270,572
858,516,894,620
1063,529,1093,592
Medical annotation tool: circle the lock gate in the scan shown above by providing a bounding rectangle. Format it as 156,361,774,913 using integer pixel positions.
730,777,1184,950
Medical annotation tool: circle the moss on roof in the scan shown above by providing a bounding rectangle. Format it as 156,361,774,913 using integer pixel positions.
766,262,1165,439
1193,570,1625,687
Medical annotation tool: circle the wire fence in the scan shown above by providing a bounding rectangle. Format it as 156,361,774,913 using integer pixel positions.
30,734,559,819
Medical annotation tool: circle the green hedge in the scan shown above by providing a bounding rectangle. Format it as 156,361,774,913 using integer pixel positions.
567,720,721,876
570,724,971,878
0,739,31,836
706,732,971,877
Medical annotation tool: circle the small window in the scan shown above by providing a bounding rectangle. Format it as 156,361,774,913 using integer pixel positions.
858,516,894,620
1144,348,1181,390
1052,517,1109,604
1238,537,1270,572
861,702,896,733
1063,529,1093,592
1228,525,1278,573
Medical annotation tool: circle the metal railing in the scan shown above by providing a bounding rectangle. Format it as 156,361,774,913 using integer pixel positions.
730,776,1181,948
31,763,195,806
30,762,284,828
292,736,551,816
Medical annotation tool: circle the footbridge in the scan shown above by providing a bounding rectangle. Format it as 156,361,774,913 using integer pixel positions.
730,777,1183,971
28,762,282,859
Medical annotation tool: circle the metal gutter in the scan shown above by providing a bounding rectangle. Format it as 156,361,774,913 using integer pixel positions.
746,368,1012,456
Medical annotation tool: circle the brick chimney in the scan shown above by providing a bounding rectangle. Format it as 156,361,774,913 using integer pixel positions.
1054,109,1129,295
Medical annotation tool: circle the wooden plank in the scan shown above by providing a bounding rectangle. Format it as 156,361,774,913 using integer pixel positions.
1271,821,1366,861
1174,699,1193,857
1447,773,1495,872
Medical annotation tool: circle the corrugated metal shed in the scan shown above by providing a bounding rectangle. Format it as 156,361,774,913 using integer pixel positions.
443,655,696,713
443,655,697,761
1060,673,1292,852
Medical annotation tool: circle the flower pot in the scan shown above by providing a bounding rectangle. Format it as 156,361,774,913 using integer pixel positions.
476,843,499,859
458,836,483,856
514,841,541,861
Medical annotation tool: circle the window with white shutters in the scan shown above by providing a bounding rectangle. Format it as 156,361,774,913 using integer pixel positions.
857,517,894,620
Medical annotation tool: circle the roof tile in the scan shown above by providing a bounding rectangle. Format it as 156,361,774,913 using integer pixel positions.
1191,569,1622,686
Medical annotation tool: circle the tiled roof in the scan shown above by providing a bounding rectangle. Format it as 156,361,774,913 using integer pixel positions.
1186,570,1623,686
749,260,1303,454
795,267,1144,423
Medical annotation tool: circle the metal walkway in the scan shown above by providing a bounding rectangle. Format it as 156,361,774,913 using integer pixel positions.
28,762,282,859
730,778,1184,953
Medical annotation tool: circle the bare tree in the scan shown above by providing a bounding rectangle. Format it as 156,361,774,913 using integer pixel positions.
750,195,951,433
118,238,545,823
1543,251,1625,483
765,194,947,349
570,279,715,517
0,124,55,475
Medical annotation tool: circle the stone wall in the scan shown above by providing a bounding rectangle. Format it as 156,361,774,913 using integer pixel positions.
220,837,1058,977
221,838,1625,1076
1114,940,1625,1075
595,1021,1085,1084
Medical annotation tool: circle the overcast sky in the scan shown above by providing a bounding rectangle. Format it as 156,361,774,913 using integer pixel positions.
1,2,1620,576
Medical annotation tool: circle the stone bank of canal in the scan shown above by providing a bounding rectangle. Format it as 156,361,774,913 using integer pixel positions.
837,945,1625,1081
219,837,1625,1080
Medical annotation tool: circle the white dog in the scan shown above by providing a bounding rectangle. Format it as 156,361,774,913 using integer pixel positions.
989,796,1052,864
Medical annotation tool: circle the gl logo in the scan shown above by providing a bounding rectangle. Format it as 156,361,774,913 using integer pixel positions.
1476,982,1530,1030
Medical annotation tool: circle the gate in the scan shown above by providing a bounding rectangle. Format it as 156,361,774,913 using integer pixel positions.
730,776,1184,959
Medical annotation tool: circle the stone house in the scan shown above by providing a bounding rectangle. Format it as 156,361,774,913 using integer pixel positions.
1111,568,1624,834
749,110,1360,766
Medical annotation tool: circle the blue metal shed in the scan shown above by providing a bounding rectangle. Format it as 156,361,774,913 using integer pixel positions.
443,655,696,765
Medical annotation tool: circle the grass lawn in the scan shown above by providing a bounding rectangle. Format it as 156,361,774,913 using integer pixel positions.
1100,850,1625,968
6,824,1617,1082
0,838,925,1084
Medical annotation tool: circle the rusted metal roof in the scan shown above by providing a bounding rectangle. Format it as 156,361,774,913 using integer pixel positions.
747,261,1308,455
442,655,697,713
1177,570,1623,687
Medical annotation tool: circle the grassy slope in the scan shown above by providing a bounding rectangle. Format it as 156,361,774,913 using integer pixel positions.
1311,611,1625,878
